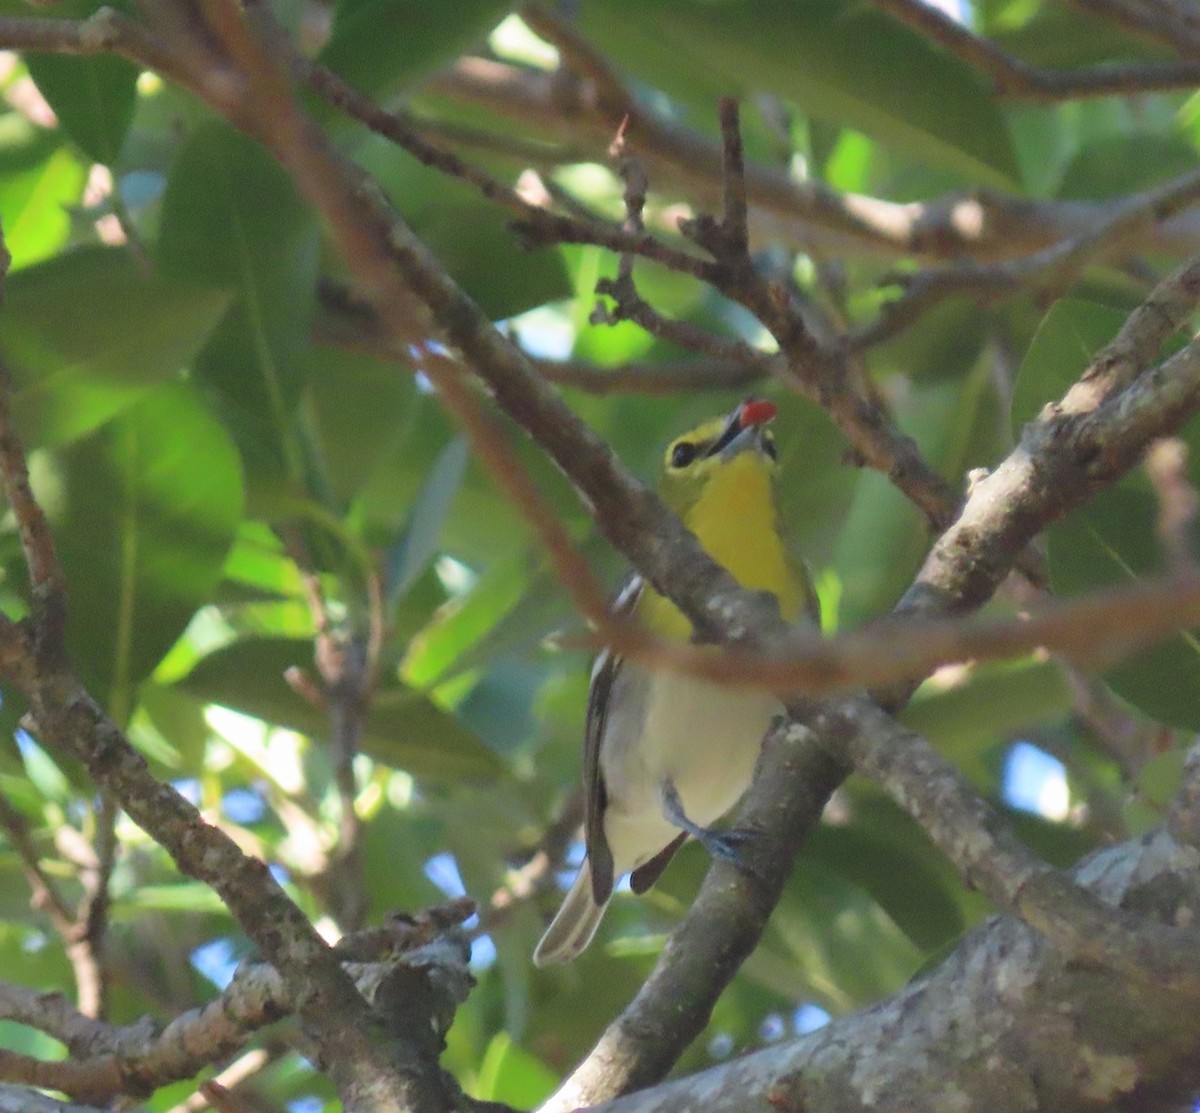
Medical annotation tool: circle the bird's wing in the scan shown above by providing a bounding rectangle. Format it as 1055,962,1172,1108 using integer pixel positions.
582,573,643,905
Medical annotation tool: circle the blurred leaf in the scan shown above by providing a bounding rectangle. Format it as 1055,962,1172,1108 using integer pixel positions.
359,137,570,318
1010,299,1126,436
306,346,417,505
0,118,86,270
158,122,319,505
320,0,510,99
1015,302,1200,726
0,247,231,447
51,381,243,720
112,882,229,916
26,55,138,164
903,660,1073,783
403,550,533,687
1137,748,1185,809
807,791,966,952
16,735,71,803
176,637,505,779
476,1033,557,1108
990,4,1169,67
580,0,1019,185
834,370,1001,626
387,437,470,604
1057,134,1200,200
1049,487,1200,730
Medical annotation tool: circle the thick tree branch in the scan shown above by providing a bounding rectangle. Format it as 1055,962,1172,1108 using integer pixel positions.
579,809,1200,1113
0,917,475,1104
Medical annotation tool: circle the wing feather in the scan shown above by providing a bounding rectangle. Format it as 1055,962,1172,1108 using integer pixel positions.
582,574,643,905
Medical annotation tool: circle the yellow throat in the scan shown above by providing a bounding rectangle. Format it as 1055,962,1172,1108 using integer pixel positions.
641,449,803,640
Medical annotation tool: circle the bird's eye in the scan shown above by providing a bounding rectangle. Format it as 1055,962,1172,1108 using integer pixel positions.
670,441,698,468
763,436,778,461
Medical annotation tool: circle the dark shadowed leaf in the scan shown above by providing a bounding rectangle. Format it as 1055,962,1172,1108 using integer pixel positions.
158,122,319,506
26,55,138,165
319,0,510,99
0,247,231,447
580,0,1019,185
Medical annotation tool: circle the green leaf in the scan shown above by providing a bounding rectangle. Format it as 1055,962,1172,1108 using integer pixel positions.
319,0,510,99
1057,134,1200,201
176,637,505,780
358,137,571,318
26,54,138,165
51,381,244,721
806,792,966,953
158,122,319,502
1049,487,1200,729
1010,299,1126,437
402,551,536,687
306,346,417,505
387,437,471,604
1014,299,1200,727
112,882,229,916
580,0,1020,185
0,246,231,447
476,1033,557,1108
0,118,86,270
902,660,1073,775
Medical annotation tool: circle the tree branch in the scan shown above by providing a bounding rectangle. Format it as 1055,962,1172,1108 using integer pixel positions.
870,0,1200,101
575,796,1200,1113
0,916,475,1103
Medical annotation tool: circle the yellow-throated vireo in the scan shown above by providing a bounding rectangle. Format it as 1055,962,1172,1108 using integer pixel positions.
534,397,817,965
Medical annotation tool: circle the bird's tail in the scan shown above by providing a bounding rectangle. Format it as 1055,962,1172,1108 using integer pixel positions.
533,860,608,966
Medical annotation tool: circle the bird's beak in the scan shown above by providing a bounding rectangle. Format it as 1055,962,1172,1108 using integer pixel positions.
707,397,777,460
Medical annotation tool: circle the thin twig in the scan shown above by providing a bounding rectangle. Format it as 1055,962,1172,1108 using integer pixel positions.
431,55,1200,262
852,164,1200,349
870,0,1200,100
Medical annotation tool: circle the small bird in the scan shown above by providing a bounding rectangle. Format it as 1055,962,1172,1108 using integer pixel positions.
534,397,817,965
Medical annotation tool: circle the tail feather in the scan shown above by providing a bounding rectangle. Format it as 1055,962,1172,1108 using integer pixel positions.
534,860,608,966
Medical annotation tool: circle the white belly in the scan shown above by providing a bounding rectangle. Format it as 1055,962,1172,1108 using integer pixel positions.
599,665,779,876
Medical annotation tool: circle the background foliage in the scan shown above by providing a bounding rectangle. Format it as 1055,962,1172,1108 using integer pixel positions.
0,0,1197,1108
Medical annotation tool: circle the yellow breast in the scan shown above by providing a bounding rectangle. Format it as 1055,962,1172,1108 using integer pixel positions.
641,453,804,640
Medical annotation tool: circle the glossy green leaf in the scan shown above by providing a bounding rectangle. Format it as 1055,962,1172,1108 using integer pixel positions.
176,637,504,780
0,246,231,447
26,54,138,165
158,122,319,503
319,0,510,99
580,0,1019,185
51,381,243,720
